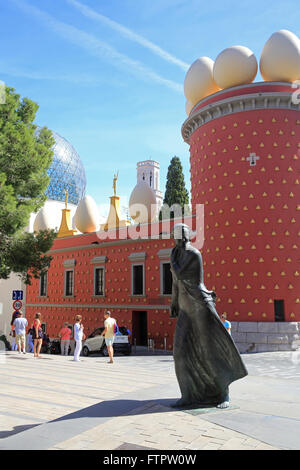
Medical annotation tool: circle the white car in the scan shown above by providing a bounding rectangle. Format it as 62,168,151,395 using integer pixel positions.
82,327,131,357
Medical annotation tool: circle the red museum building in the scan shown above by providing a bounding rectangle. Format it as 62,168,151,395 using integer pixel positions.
25,82,300,349
25,218,197,349
183,82,300,323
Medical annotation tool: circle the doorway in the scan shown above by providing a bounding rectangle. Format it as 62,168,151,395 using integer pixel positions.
132,311,148,346
274,300,285,322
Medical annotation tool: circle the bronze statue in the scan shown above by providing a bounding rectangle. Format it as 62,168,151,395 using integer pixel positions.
170,223,248,408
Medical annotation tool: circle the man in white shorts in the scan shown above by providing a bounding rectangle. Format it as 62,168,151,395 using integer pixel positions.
101,310,116,364
13,311,28,354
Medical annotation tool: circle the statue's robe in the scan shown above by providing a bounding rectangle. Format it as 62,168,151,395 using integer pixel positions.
171,244,248,406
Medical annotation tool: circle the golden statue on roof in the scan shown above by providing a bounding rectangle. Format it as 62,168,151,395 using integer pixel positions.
113,171,119,197
64,189,69,209
57,188,77,238
100,171,130,231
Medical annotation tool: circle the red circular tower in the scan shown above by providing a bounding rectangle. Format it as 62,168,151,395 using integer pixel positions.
182,81,300,322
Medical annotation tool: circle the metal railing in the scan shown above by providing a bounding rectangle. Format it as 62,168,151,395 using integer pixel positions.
148,337,168,353
131,337,169,354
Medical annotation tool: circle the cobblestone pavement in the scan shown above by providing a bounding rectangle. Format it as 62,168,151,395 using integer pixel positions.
1,350,299,450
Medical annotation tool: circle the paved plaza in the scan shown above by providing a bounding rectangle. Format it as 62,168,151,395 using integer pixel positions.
0,348,300,451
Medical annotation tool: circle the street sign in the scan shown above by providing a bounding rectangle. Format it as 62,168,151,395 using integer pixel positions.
13,300,22,311
12,290,23,301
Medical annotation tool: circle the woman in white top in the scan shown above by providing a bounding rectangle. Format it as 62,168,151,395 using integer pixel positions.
73,315,85,362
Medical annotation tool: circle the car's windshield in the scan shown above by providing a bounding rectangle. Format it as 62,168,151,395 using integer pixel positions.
89,328,102,338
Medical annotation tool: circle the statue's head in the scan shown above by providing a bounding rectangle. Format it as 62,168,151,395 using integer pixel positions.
172,223,190,246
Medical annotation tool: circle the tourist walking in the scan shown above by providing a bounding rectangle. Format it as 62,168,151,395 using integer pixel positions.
10,311,19,351
73,315,84,362
13,311,28,354
32,313,43,358
58,322,71,356
101,310,116,364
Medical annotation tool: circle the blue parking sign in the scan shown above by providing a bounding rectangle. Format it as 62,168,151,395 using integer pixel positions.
12,290,23,301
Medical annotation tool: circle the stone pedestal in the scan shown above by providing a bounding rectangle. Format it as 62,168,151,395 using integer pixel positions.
100,196,130,231
57,209,77,238
231,322,300,353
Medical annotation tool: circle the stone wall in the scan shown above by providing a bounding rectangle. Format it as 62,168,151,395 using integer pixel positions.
231,322,300,353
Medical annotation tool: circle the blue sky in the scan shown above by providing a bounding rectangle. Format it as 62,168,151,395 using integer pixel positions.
1,0,299,214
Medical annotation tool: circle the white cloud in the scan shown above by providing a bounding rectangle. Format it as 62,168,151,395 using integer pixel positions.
0,63,103,85
66,0,189,72
10,0,183,93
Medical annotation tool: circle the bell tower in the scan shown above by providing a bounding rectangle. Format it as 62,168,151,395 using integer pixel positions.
137,159,163,215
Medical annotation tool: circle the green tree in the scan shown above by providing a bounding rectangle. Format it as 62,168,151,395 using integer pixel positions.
0,86,57,284
160,156,189,219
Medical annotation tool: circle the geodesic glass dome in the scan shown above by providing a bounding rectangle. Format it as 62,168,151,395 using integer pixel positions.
46,130,86,205
37,127,86,205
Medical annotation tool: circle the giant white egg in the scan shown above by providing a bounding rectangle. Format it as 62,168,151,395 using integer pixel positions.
184,57,220,106
33,206,55,232
260,29,300,82
74,195,99,233
213,46,258,89
129,181,157,224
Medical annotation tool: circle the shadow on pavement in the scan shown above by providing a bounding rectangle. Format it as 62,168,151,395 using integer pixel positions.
50,398,177,423
49,398,223,425
0,424,40,439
